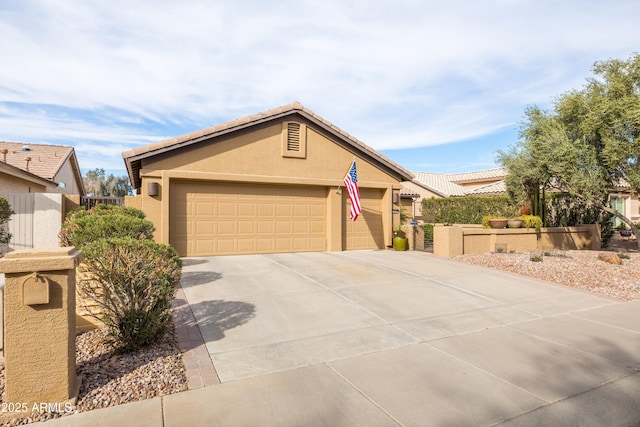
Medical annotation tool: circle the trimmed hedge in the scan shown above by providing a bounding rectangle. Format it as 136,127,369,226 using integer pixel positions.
421,196,519,224
59,204,154,249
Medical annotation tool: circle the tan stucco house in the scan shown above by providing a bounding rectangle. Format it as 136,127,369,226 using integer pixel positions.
0,142,85,195
122,102,413,257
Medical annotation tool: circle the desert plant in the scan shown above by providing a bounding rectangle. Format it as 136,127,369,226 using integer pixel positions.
519,215,543,230
60,204,154,249
78,238,182,353
0,197,14,245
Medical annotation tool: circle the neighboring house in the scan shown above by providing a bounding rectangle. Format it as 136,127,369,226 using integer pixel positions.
0,142,85,195
406,166,640,225
122,102,413,257
402,168,507,218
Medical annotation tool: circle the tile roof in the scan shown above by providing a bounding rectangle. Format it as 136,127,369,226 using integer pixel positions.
0,142,75,181
123,102,414,189
467,180,507,195
448,167,507,183
412,168,507,197
400,184,421,198
411,172,467,197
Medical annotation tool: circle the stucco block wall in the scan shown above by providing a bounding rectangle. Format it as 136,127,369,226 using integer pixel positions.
434,225,464,256
33,193,64,248
463,228,538,254
434,224,601,256
0,248,80,406
124,195,142,211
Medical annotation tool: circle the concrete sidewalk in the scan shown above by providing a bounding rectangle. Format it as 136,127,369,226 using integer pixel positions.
34,251,640,426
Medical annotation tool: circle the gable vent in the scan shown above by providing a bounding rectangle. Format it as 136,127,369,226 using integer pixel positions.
282,121,306,159
287,123,301,151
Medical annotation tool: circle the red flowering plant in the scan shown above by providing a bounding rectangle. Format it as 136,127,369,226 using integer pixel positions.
392,228,406,239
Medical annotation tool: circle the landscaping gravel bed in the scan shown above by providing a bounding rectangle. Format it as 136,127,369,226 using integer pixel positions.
452,249,640,301
1,325,187,426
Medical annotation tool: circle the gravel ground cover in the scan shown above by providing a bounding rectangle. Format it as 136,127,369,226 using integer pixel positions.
452,249,640,301
1,325,187,426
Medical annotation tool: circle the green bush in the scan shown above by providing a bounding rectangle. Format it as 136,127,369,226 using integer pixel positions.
422,196,519,224
78,238,182,353
544,193,614,247
60,205,154,249
423,223,434,243
519,215,543,230
0,197,14,245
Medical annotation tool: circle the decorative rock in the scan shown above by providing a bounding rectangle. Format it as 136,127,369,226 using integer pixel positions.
598,252,623,265
1,326,187,425
453,250,640,301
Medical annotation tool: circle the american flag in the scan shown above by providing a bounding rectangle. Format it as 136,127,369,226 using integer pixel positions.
343,160,362,221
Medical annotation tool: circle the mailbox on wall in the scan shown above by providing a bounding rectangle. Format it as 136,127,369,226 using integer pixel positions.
22,273,50,306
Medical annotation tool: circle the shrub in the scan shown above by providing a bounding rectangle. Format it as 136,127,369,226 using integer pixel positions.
423,223,434,243
0,197,14,245
519,215,543,230
421,196,519,225
78,238,182,353
60,205,154,248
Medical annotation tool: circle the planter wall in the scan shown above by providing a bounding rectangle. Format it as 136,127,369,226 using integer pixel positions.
433,224,601,256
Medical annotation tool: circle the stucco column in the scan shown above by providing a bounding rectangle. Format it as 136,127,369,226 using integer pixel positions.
0,247,82,413
434,225,464,257
326,188,343,251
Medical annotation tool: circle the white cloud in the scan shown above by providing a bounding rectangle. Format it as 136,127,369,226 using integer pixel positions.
0,0,639,170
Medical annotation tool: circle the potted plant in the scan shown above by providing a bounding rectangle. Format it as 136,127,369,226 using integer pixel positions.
482,216,509,228
507,218,523,228
392,228,408,251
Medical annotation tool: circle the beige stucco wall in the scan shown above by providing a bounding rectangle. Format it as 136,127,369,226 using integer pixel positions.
401,181,445,219
53,159,82,195
434,224,601,256
0,173,49,194
137,121,402,251
0,247,80,407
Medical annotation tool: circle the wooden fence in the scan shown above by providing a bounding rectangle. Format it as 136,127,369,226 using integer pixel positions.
80,196,125,210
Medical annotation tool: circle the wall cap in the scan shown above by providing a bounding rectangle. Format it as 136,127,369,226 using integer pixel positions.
0,247,81,274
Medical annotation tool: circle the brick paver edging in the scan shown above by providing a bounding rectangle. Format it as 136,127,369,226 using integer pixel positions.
171,286,220,389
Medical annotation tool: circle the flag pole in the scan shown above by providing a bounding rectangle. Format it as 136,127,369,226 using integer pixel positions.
336,157,357,193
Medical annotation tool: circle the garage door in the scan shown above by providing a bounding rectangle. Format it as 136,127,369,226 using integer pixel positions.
343,188,384,250
170,181,327,256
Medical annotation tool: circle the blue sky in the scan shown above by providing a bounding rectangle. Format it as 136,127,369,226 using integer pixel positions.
1,1,639,177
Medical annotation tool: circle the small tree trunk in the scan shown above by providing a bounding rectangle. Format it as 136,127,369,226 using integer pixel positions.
594,201,640,250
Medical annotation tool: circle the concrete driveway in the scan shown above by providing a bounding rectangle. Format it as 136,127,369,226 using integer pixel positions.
172,250,640,426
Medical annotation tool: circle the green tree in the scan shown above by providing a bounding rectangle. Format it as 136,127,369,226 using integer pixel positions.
0,196,14,245
498,53,640,247
83,168,133,197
